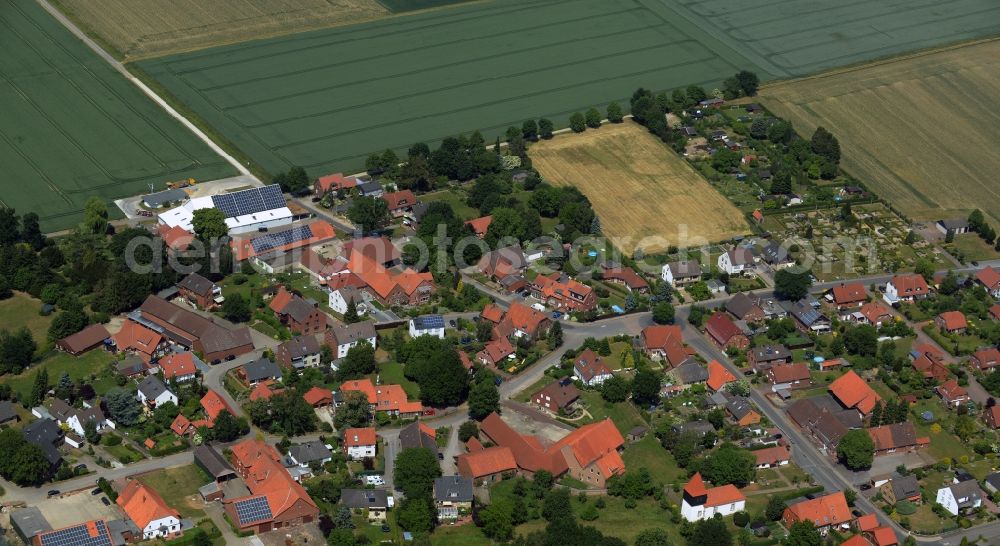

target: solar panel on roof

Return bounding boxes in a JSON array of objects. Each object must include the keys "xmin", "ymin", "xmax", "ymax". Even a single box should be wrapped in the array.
[
  {"xmin": 251, "ymin": 224, "xmax": 313, "ymax": 254},
  {"xmin": 210, "ymin": 185, "xmax": 285, "ymax": 219},
  {"xmin": 234, "ymin": 496, "xmax": 273, "ymax": 525},
  {"xmin": 416, "ymin": 315, "xmax": 445, "ymax": 329},
  {"xmin": 38, "ymin": 521, "xmax": 112, "ymax": 546}
]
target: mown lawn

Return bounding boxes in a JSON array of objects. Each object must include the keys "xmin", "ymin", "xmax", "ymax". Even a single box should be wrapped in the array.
[
  {"xmin": 138, "ymin": 464, "xmax": 211, "ymax": 519},
  {"xmin": 374, "ymin": 361, "xmax": 420, "ymax": 399},
  {"xmin": 0, "ymin": 292, "xmax": 55, "ymax": 355},
  {"xmin": 430, "ymin": 523, "xmax": 490, "ymax": 545},
  {"xmin": 515, "ymin": 494, "xmax": 681, "ymax": 544},
  {"xmin": 2, "ymin": 349, "xmax": 117, "ymax": 401},
  {"xmin": 621, "ymin": 435, "xmax": 685, "ymax": 486},
  {"xmin": 579, "ymin": 391, "xmax": 646, "ymax": 435}
]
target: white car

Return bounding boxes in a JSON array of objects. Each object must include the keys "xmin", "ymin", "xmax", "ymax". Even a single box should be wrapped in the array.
[{"xmin": 365, "ymin": 475, "xmax": 386, "ymax": 486}]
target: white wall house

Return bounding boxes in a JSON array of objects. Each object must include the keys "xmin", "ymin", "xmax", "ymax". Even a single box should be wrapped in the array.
[
  {"xmin": 680, "ymin": 473, "xmax": 745, "ymax": 522},
  {"xmin": 718, "ymin": 248, "xmax": 755, "ymax": 276},
  {"xmin": 327, "ymin": 322, "xmax": 377, "ymax": 360},
  {"xmin": 661, "ymin": 260, "xmax": 702, "ymax": 286},
  {"xmin": 136, "ymin": 376, "xmax": 178, "ymax": 409},
  {"xmin": 936, "ymin": 482, "xmax": 983, "ymax": 516},
  {"xmin": 329, "ymin": 288, "xmax": 367, "ymax": 316},
  {"xmin": 140, "ymin": 513, "xmax": 181, "ymax": 539},
  {"xmin": 408, "ymin": 315, "xmax": 446, "ymax": 339}
]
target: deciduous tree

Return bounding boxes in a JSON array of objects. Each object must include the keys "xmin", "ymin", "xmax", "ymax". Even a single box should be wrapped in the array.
[{"xmin": 837, "ymin": 429, "xmax": 874, "ymax": 470}]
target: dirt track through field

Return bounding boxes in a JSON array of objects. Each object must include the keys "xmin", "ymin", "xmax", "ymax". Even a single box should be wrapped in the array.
[
  {"xmin": 761, "ymin": 39, "xmax": 1000, "ymax": 226},
  {"xmin": 530, "ymin": 122, "xmax": 748, "ymax": 254}
]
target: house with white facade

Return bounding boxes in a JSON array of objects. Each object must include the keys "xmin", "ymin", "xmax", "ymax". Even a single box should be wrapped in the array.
[
  {"xmin": 329, "ymin": 286, "xmax": 366, "ymax": 316},
  {"xmin": 573, "ymin": 349, "xmax": 614, "ymax": 387},
  {"xmin": 661, "ymin": 260, "xmax": 702, "ymax": 287},
  {"xmin": 343, "ymin": 427, "xmax": 377, "ymax": 460},
  {"xmin": 325, "ymin": 321, "xmax": 377, "ymax": 360},
  {"xmin": 136, "ymin": 376, "xmax": 178, "ymax": 409},
  {"xmin": 680, "ymin": 472, "xmax": 745, "ymax": 521},
  {"xmin": 717, "ymin": 248, "xmax": 755, "ymax": 276},
  {"xmin": 884, "ymin": 274, "xmax": 930, "ymax": 305},
  {"xmin": 48, "ymin": 399, "xmax": 115, "ymax": 438},
  {"xmin": 118, "ymin": 480, "xmax": 182, "ymax": 539},
  {"xmin": 408, "ymin": 315, "xmax": 445, "ymax": 339},
  {"xmin": 936, "ymin": 480, "xmax": 983, "ymax": 516}
]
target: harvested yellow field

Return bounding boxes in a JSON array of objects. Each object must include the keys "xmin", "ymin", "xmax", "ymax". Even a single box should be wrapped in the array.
[
  {"xmin": 52, "ymin": 0, "xmax": 388, "ymax": 60},
  {"xmin": 761, "ymin": 39, "xmax": 1000, "ymax": 226},
  {"xmin": 530, "ymin": 122, "xmax": 748, "ymax": 254}
]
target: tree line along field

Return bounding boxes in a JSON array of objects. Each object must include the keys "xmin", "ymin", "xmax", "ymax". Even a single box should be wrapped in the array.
[
  {"xmin": 761, "ymin": 39, "xmax": 1000, "ymax": 227},
  {"xmin": 662, "ymin": 0, "xmax": 1000, "ymax": 78},
  {"xmin": 136, "ymin": 0, "xmax": 761, "ymax": 177},
  {"xmin": 530, "ymin": 122, "xmax": 748, "ymax": 254},
  {"xmin": 0, "ymin": 0, "xmax": 234, "ymax": 232}
]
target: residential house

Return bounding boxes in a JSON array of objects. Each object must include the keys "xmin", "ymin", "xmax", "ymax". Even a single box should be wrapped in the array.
[
  {"xmin": 287, "ymin": 441, "xmax": 333, "ymax": 469},
  {"xmin": 456, "ymin": 446, "xmax": 517, "ymax": 483},
  {"xmin": 225, "ymin": 439, "xmax": 319, "ymax": 533},
  {"xmin": 984, "ymin": 472, "xmax": 1000, "ymax": 494},
  {"xmin": 782, "ymin": 492, "xmax": 851, "ymax": 534},
  {"xmin": 857, "ymin": 302, "xmax": 894, "ymax": 327},
  {"xmin": 117, "ymin": 480, "xmax": 181, "ymax": 539},
  {"xmin": 640, "ymin": 325, "xmax": 691, "ymax": 367},
  {"xmin": 23, "ymin": 418, "xmax": 63, "ymax": 469},
  {"xmin": 113, "ymin": 320, "xmax": 166, "ymax": 364},
  {"xmin": 782, "ymin": 300, "xmax": 831, "ymax": 333},
  {"xmin": 829, "ymin": 371, "xmax": 881, "ymax": 417},
  {"xmin": 171, "ymin": 414, "xmax": 192, "ymax": 436},
  {"xmin": 465, "ymin": 216, "xmax": 493, "ymax": 239},
  {"xmin": 479, "ymin": 413, "xmax": 625, "ymax": 488},
  {"xmin": 340, "ymin": 379, "xmax": 423, "ymax": 417},
  {"xmin": 600, "ymin": 263, "xmax": 649, "ymax": 293},
  {"xmin": 760, "ymin": 241, "xmax": 794, "ymax": 269},
  {"xmin": 328, "ymin": 285, "xmax": 365, "ymax": 317},
  {"xmin": 250, "ymin": 381, "xmax": 282, "ymax": 402},
  {"xmin": 476, "ymin": 336, "xmax": 515, "ymax": 368},
  {"xmin": 975, "ymin": 266, "xmax": 1000, "ymax": 298},
  {"xmin": 705, "ymin": 312, "xmax": 750, "ymax": 350},
  {"xmin": 276, "ymin": 335, "xmax": 322, "ymax": 369},
  {"xmin": 136, "ymin": 376, "xmax": 177, "ymax": 409},
  {"xmin": 725, "ymin": 397, "xmax": 761, "ymax": 426},
  {"xmin": 786, "ymin": 398, "xmax": 853, "ymax": 454},
  {"xmin": 868, "ymin": 422, "xmax": 927, "ymax": 456},
  {"xmin": 748, "ymin": 344, "xmax": 792, "ymax": 372},
  {"xmin": 177, "ymin": 273, "xmax": 222, "ymax": 310},
  {"xmin": 971, "ymin": 347, "xmax": 1000, "ymax": 372},
  {"xmin": 56, "ymin": 324, "xmax": 110, "ymax": 355},
  {"xmin": 882, "ymin": 475, "xmax": 921, "ymax": 505},
  {"xmin": 239, "ymin": 358, "xmax": 282, "ymax": 386},
  {"xmin": 357, "ymin": 181, "xmax": 383, "ymax": 198},
  {"xmin": 936, "ymin": 218, "xmax": 970, "ymax": 235},
  {"xmin": 341, "ymin": 489, "xmax": 389, "ymax": 522},
  {"xmin": 137, "ymin": 295, "xmax": 254, "ymax": 364},
  {"xmin": 937, "ymin": 379, "xmax": 970, "ymax": 408},
  {"xmin": 707, "ymin": 360, "xmax": 736, "ymax": 392},
  {"xmin": 753, "ymin": 446, "xmax": 790, "ymax": 469},
  {"xmin": 478, "ymin": 245, "xmax": 528, "ymax": 286},
  {"xmin": 725, "ymin": 293, "xmax": 764, "ymax": 323},
  {"xmin": 498, "ymin": 302, "xmax": 551, "ymax": 340},
  {"xmin": 573, "ymin": 349, "xmax": 614, "ymax": 386},
  {"xmin": 269, "ymin": 287, "xmax": 326, "ymax": 335},
  {"xmin": 531, "ymin": 272, "xmax": 597, "ymax": 312},
  {"xmin": 199, "ymin": 389, "xmax": 235, "ymax": 427},
  {"xmin": 671, "ymin": 361, "xmax": 709, "ymax": 387},
  {"xmin": 531, "ymin": 380, "xmax": 580, "ymax": 414},
  {"xmin": 936, "ymin": 311, "xmax": 967, "ymax": 334},
  {"xmin": 409, "ymin": 315, "xmax": 445, "ymax": 339},
  {"xmin": 717, "ymin": 247, "xmax": 755, "ymax": 275},
  {"xmin": 661, "ymin": 260, "xmax": 702, "ymax": 286},
  {"xmin": 342, "ymin": 249, "xmax": 434, "ymax": 306},
  {"xmin": 325, "ymin": 320, "xmax": 377, "ymax": 359},
  {"xmin": 766, "ymin": 363, "xmax": 811, "ymax": 390},
  {"xmin": 936, "ymin": 481, "xmax": 983, "ymax": 515},
  {"xmin": 911, "ymin": 343, "xmax": 949, "ymax": 382},
  {"xmin": 48, "ymin": 399, "xmax": 114, "ymax": 438},
  {"xmin": 884, "ymin": 274, "xmax": 930, "ymax": 304},
  {"xmin": 382, "ymin": 190, "xmax": 416, "ymax": 217},
  {"xmin": 480, "ymin": 304, "xmax": 505, "ymax": 325},
  {"xmin": 343, "ymin": 428, "xmax": 377, "ymax": 460},
  {"xmin": 314, "ymin": 173, "xmax": 356, "ymax": 195},
  {"xmin": 399, "ymin": 422, "xmax": 437, "ymax": 455},
  {"xmin": 680, "ymin": 472, "xmax": 746, "ymax": 521},
  {"xmin": 672, "ymin": 421, "xmax": 716, "ymax": 442},
  {"xmin": 303, "ymin": 386, "xmax": 333, "ymax": 408},
  {"xmin": 831, "ymin": 283, "xmax": 868, "ymax": 310},
  {"xmin": 434, "ymin": 476, "xmax": 473, "ymax": 520},
  {"xmin": 159, "ymin": 352, "xmax": 197, "ymax": 382}
]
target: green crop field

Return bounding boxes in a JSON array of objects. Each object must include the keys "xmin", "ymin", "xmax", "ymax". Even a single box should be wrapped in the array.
[
  {"xmin": 137, "ymin": 0, "xmax": 1000, "ymax": 177},
  {"xmin": 137, "ymin": 0, "xmax": 761, "ymax": 177},
  {"xmin": 0, "ymin": 0, "xmax": 234, "ymax": 232},
  {"xmin": 378, "ymin": 0, "xmax": 479, "ymax": 13}
]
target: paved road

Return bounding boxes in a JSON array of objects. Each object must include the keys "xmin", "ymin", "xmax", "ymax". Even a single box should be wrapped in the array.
[{"xmin": 293, "ymin": 198, "xmax": 356, "ymax": 234}]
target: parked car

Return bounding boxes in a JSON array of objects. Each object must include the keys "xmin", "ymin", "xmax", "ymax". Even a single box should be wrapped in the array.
[
  {"xmin": 449, "ymin": 320, "xmax": 456, "ymax": 327},
  {"xmin": 423, "ymin": 408, "xmax": 436, "ymax": 416},
  {"xmin": 101, "ymin": 497, "xmax": 111, "ymax": 506},
  {"xmin": 91, "ymin": 488, "xmax": 102, "ymax": 496},
  {"xmin": 46, "ymin": 490, "xmax": 59, "ymax": 498},
  {"xmin": 74, "ymin": 464, "xmax": 87, "ymax": 473},
  {"xmin": 552, "ymin": 311, "xmax": 562, "ymax": 319}
]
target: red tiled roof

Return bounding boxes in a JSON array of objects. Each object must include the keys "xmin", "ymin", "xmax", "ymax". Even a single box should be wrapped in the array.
[
  {"xmin": 117, "ymin": 480, "xmax": 180, "ymax": 531},
  {"xmin": 200, "ymin": 389, "xmax": 233, "ymax": 424},
  {"xmin": 975, "ymin": 266, "xmax": 1000, "ymax": 290},
  {"xmin": 457, "ymin": 446, "xmax": 516, "ymax": 478},
  {"xmin": 829, "ymin": 371, "xmax": 880, "ymax": 415},
  {"xmin": 832, "ymin": 283, "xmax": 867, "ymax": 305},
  {"xmin": 856, "ymin": 513, "xmax": 878, "ymax": 532},
  {"xmin": 374, "ymin": 383, "xmax": 423, "ymax": 414},
  {"xmin": 502, "ymin": 302, "xmax": 548, "ymax": 337},
  {"xmin": 937, "ymin": 379, "xmax": 967, "ymax": 401},
  {"xmin": 972, "ymin": 348, "xmax": 1000, "ymax": 370},
  {"xmin": 705, "ymin": 312, "xmax": 743, "ymax": 346},
  {"xmin": 859, "ymin": 302, "xmax": 892, "ymax": 324},
  {"xmin": 228, "ymin": 439, "xmax": 317, "ymax": 523},
  {"xmin": 641, "ymin": 325, "xmax": 689, "ymax": 365},
  {"xmin": 574, "ymin": 349, "xmax": 613, "ymax": 382},
  {"xmin": 382, "ymin": 190, "xmax": 416, "ymax": 211},
  {"xmin": 937, "ymin": 311, "xmax": 967, "ymax": 331},
  {"xmin": 683, "ymin": 472, "xmax": 745, "ymax": 507},
  {"xmin": 157, "ymin": 224, "xmax": 194, "ymax": 251},
  {"xmin": 170, "ymin": 413, "xmax": 191, "ymax": 436},
  {"xmin": 768, "ymin": 362, "xmax": 810, "ymax": 384},
  {"xmin": 465, "ymin": 437, "xmax": 484, "ymax": 452},
  {"xmin": 316, "ymin": 173, "xmax": 356, "ymax": 193},
  {"xmin": 343, "ymin": 427, "xmax": 376, "ymax": 447},
  {"xmin": 478, "ymin": 336, "xmax": 515, "ymax": 364},
  {"xmin": 249, "ymin": 381, "xmax": 281, "ymax": 402},
  {"xmin": 707, "ymin": 360, "xmax": 736, "ymax": 391},
  {"xmin": 890, "ymin": 274, "xmax": 929, "ymax": 297},
  {"xmin": 459, "ymin": 351, "xmax": 474, "ymax": 370},
  {"xmin": 753, "ymin": 445, "xmax": 790, "ymax": 466},
  {"xmin": 602, "ymin": 265, "xmax": 649, "ymax": 290},
  {"xmin": 465, "ymin": 216, "xmax": 493, "ymax": 237},
  {"xmin": 303, "ymin": 386, "xmax": 332, "ymax": 406},
  {"xmin": 481, "ymin": 303, "xmax": 505, "ymax": 323},
  {"xmin": 113, "ymin": 320, "xmax": 162, "ymax": 361},
  {"xmin": 342, "ymin": 379, "xmax": 378, "ymax": 404},
  {"xmin": 990, "ymin": 304, "xmax": 1000, "ymax": 321},
  {"xmin": 160, "ymin": 352, "xmax": 196, "ymax": 380},
  {"xmin": 532, "ymin": 272, "xmax": 594, "ymax": 308},
  {"xmin": 867, "ymin": 422, "xmax": 919, "ymax": 451},
  {"xmin": 872, "ymin": 527, "xmax": 898, "ymax": 546},
  {"xmin": 783, "ymin": 491, "xmax": 851, "ymax": 527},
  {"xmin": 840, "ymin": 536, "xmax": 873, "ymax": 546}
]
